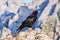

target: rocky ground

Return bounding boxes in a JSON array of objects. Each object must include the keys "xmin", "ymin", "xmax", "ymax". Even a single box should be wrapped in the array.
[{"xmin": 1, "ymin": 28, "xmax": 53, "ymax": 40}]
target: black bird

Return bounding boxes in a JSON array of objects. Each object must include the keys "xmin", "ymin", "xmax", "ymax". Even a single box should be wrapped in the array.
[{"xmin": 16, "ymin": 10, "xmax": 38, "ymax": 32}]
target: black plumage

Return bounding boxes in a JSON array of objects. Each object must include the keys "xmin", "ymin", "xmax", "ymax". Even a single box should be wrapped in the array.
[{"xmin": 17, "ymin": 10, "xmax": 38, "ymax": 32}]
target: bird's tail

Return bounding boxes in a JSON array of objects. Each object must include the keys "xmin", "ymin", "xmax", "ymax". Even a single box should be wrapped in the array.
[
  {"xmin": 17, "ymin": 29, "xmax": 21, "ymax": 33},
  {"xmin": 16, "ymin": 25, "xmax": 24, "ymax": 33}
]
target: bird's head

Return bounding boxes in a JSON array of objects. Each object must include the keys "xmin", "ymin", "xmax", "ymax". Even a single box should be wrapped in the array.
[
  {"xmin": 32, "ymin": 10, "xmax": 38, "ymax": 15},
  {"xmin": 28, "ymin": 10, "xmax": 38, "ymax": 22}
]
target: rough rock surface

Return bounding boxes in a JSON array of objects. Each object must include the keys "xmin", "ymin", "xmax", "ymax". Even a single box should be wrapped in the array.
[
  {"xmin": 1, "ymin": 28, "xmax": 53, "ymax": 40},
  {"xmin": 0, "ymin": 0, "xmax": 60, "ymax": 40}
]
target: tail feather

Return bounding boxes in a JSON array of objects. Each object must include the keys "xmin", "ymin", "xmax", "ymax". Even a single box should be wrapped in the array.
[{"xmin": 16, "ymin": 25, "xmax": 25, "ymax": 32}]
